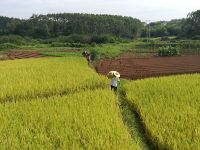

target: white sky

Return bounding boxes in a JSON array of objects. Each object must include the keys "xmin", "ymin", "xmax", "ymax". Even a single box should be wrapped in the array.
[{"xmin": 0, "ymin": 0, "xmax": 199, "ymax": 22}]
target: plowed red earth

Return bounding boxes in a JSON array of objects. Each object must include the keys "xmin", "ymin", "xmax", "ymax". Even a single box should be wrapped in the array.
[
  {"xmin": 7, "ymin": 51, "xmax": 46, "ymax": 60},
  {"xmin": 94, "ymin": 54, "xmax": 200, "ymax": 80}
]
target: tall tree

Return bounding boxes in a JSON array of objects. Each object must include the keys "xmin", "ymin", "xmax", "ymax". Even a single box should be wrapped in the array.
[{"xmin": 182, "ymin": 10, "xmax": 200, "ymax": 38}]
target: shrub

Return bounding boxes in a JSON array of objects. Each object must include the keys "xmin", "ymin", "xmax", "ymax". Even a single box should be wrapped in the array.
[
  {"xmin": 66, "ymin": 34, "xmax": 85, "ymax": 43},
  {"xmin": 91, "ymin": 35, "xmax": 116, "ymax": 44},
  {"xmin": 191, "ymin": 35, "xmax": 200, "ymax": 40},
  {"xmin": 90, "ymin": 42, "xmax": 96, "ymax": 47},
  {"xmin": 70, "ymin": 43, "xmax": 85, "ymax": 47},
  {"xmin": 158, "ymin": 45, "xmax": 180, "ymax": 56},
  {"xmin": 51, "ymin": 42, "xmax": 66, "ymax": 47},
  {"xmin": 90, "ymin": 49, "xmax": 99, "ymax": 60},
  {"xmin": 0, "ymin": 35, "xmax": 26, "ymax": 45},
  {"xmin": 161, "ymin": 36, "xmax": 169, "ymax": 41}
]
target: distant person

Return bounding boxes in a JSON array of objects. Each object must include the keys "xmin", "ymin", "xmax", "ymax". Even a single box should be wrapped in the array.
[
  {"xmin": 107, "ymin": 71, "xmax": 120, "ymax": 93},
  {"xmin": 82, "ymin": 51, "xmax": 91, "ymax": 65}
]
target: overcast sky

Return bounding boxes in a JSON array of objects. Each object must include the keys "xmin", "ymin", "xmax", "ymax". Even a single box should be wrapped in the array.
[{"xmin": 0, "ymin": 0, "xmax": 199, "ymax": 22}]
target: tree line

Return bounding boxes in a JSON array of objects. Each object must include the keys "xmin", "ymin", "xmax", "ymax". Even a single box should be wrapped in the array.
[
  {"xmin": 0, "ymin": 13, "xmax": 142, "ymax": 39},
  {"xmin": 0, "ymin": 10, "xmax": 199, "ymax": 40},
  {"xmin": 141, "ymin": 10, "xmax": 200, "ymax": 39}
]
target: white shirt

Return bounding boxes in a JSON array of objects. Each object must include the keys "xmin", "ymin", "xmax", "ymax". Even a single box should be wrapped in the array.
[{"xmin": 111, "ymin": 77, "xmax": 119, "ymax": 87}]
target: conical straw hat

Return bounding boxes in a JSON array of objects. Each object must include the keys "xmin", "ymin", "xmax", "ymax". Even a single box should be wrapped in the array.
[
  {"xmin": 108, "ymin": 71, "xmax": 120, "ymax": 78},
  {"xmin": 113, "ymin": 71, "xmax": 120, "ymax": 78}
]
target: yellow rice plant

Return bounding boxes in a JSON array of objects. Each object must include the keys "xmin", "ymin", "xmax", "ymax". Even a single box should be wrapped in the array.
[
  {"xmin": 0, "ymin": 89, "xmax": 141, "ymax": 150},
  {"xmin": 0, "ymin": 57, "xmax": 108, "ymax": 103},
  {"xmin": 125, "ymin": 74, "xmax": 200, "ymax": 149}
]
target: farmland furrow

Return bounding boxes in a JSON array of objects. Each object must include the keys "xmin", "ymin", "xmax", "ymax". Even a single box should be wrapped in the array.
[{"xmin": 95, "ymin": 54, "xmax": 200, "ymax": 79}]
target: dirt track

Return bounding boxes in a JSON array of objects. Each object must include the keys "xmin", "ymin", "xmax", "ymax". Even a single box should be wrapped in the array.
[{"xmin": 94, "ymin": 54, "xmax": 200, "ymax": 80}]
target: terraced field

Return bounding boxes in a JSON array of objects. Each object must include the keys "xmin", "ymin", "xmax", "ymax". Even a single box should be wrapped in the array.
[{"xmin": 95, "ymin": 54, "xmax": 200, "ymax": 79}]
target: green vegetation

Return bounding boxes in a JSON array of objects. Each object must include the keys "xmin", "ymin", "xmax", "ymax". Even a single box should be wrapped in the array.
[
  {"xmin": 141, "ymin": 10, "xmax": 200, "ymax": 39},
  {"xmin": 0, "ymin": 10, "xmax": 199, "ymax": 47},
  {"xmin": 87, "ymin": 42, "xmax": 133, "ymax": 60},
  {"xmin": 158, "ymin": 46, "xmax": 180, "ymax": 56},
  {"xmin": 42, "ymin": 51, "xmax": 82, "ymax": 57},
  {"xmin": 134, "ymin": 39, "xmax": 200, "ymax": 55},
  {"xmin": 0, "ymin": 43, "xmax": 19, "ymax": 50},
  {"xmin": 0, "ymin": 13, "xmax": 142, "ymax": 39},
  {"xmin": 125, "ymin": 74, "xmax": 200, "ymax": 149},
  {"xmin": 182, "ymin": 10, "xmax": 200, "ymax": 38}
]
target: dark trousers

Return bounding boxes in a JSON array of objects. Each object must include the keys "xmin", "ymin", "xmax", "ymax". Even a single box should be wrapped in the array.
[{"xmin": 111, "ymin": 85, "xmax": 117, "ymax": 93}]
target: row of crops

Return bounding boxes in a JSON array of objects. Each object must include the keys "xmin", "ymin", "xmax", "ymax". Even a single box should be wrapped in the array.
[
  {"xmin": 0, "ymin": 90, "xmax": 141, "ymax": 149},
  {"xmin": 0, "ymin": 57, "xmax": 108, "ymax": 103},
  {"xmin": 0, "ymin": 57, "xmax": 143, "ymax": 149},
  {"xmin": 125, "ymin": 74, "xmax": 200, "ymax": 149}
]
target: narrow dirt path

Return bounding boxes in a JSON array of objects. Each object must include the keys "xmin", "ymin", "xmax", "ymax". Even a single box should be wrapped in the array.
[{"xmin": 118, "ymin": 84, "xmax": 154, "ymax": 150}]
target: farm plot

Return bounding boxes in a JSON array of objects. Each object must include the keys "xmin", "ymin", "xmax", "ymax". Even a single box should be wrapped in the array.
[
  {"xmin": 95, "ymin": 54, "xmax": 200, "ymax": 80},
  {"xmin": 0, "ymin": 57, "xmax": 107, "ymax": 103},
  {"xmin": 125, "ymin": 74, "xmax": 200, "ymax": 149},
  {"xmin": 0, "ymin": 89, "xmax": 141, "ymax": 150}
]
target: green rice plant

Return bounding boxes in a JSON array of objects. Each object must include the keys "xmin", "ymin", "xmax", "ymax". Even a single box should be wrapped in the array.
[
  {"xmin": 125, "ymin": 74, "xmax": 200, "ymax": 149},
  {"xmin": 0, "ymin": 89, "xmax": 141, "ymax": 150},
  {"xmin": 0, "ymin": 57, "xmax": 107, "ymax": 103}
]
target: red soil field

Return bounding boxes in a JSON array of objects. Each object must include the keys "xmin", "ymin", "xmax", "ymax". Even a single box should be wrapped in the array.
[
  {"xmin": 7, "ymin": 51, "xmax": 46, "ymax": 60},
  {"xmin": 94, "ymin": 54, "xmax": 200, "ymax": 80}
]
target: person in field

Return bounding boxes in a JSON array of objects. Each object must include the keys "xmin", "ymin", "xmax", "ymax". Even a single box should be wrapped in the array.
[
  {"xmin": 82, "ymin": 51, "xmax": 91, "ymax": 65},
  {"xmin": 107, "ymin": 71, "xmax": 120, "ymax": 93}
]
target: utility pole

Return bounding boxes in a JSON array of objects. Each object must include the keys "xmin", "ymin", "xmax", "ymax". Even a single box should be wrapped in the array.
[{"xmin": 146, "ymin": 20, "xmax": 151, "ymax": 42}]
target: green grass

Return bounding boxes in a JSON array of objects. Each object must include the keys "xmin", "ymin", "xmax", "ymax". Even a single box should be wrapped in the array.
[
  {"xmin": 125, "ymin": 74, "xmax": 200, "ymax": 149},
  {"xmin": 42, "ymin": 51, "xmax": 82, "ymax": 57},
  {"xmin": 118, "ymin": 79, "xmax": 149, "ymax": 150},
  {"xmin": 86, "ymin": 42, "xmax": 134, "ymax": 59}
]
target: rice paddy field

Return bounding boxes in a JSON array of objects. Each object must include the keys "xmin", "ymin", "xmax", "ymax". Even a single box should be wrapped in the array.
[
  {"xmin": 125, "ymin": 74, "xmax": 200, "ymax": 149},
  {"xmin": 0, "ymin": 57, "xmax": 107, "ymax": 103},
  {"xmin": 1, "ymin": 55, "xmax": 200, "ymax": 149},
  {"xmin": 0, "ymin": 89, "xmax": 141, "ymax": 149},
  {"xmin": 0, "ymin": 56, "xmax": 143, "ymax": 149}
]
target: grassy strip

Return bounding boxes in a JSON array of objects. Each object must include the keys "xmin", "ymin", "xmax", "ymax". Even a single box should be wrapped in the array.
[
  {"xmin": 118, "ymin": 80, "xmax": 151, "ymax": 150},
  {"xmin": 41, "ymin": 51, "xmax": 82, "ymax": 57}
]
